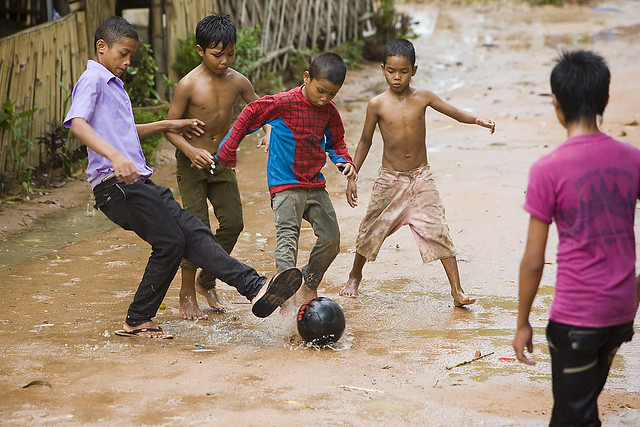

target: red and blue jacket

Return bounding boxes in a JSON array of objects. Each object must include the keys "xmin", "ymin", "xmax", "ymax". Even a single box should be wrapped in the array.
[{"xmin": 217, "ymin": 86, "xmax": 353, "ymax": 195}]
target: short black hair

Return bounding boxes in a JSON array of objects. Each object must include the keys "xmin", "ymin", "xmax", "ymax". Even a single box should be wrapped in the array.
[
  {"xmin": 308, "ymin": 52, "xmax": 347, "ymax": 85},
  {"xmin": 383, "ymin": 39, "xmax": 415, "ymax": 67},
  {"xmin": 550, "ymin": 50, "xmax": 610, "ymax": 124},
  {"xmin": 195, "ymin": 13, "xmax": 237, "ymax": 51},
  {"xmin": 94, "ymin": 16, "xmax": 138, "ymax": 53}
]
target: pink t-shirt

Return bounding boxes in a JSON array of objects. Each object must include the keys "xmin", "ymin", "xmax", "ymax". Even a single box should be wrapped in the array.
[{"xmin": 524, "ymin": 132, "xmax": 640, "ymax": 327}]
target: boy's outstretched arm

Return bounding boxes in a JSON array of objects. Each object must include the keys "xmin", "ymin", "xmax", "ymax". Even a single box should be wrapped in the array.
[
  {"xmin": 217, "ymin": 97, "xmax": 276, "ymax": 168},
  {"xmin": 345, "ymin": 100, "xmax": 379, "ymax": 207},
  {"xmin": 235, "ymin": 75, "xmax": 272, "ymax": 153},
  {"xmin": 513, "ymin": 216, "xmax": 549, "ymax": 366},
  {"xmin": 70, "ymin": 118, "xmax": 140, "ymax": 184},
  {"xmin": 138, "ymin": 118, "xmax": 204, "ymax": 141},
  {"xmin": 427, "ymin": 91, "xmax": 496, "ymax": 134}
]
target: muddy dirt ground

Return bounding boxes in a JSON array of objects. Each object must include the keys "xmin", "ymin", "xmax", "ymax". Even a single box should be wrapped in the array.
[{"xmin": 1, "ymin": 1, "xmax": 640, "ymax": 425}]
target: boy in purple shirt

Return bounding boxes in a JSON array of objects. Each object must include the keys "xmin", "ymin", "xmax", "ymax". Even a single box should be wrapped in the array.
[
  {"xmin": 64, "ymin": 16, "xmax": 302, "ymax": 338},
  {"xmin": 513, "ymin": 50, "xmax": 639, "ymax": 425}
]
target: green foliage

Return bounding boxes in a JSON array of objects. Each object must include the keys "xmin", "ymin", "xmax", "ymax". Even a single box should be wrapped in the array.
[
  {"xmin": 173, "ymin": 33, "xmax": 200, "ymax": 79},
  {"xmin": 133, "ymin": 107, "xmax": 167, "ymax": 166},
  {"xmin": 21, "ymin": 165, "xmax": 36, "ymax": 194},
  {"xmin": 37, "ymin": 122, "xmax": 77, "ymax": 182},
  {"xmin": 363, "ymin": 0, "xmax": 414, "ymax": 61},
  {"xmin": 233, "ymin": 27, "xmax": 261, "ymax": 77},
  {"xmin": 334, "ymin": 39, "xmax": 364, "ymax": 69},
  {"xmin": 123, "ymin": 43, "xmax": 161, "ymax": 107},
  {"xmin": 285, "ymin": 45, "xmax": 319, "ymax": 84},
  {"xmin": 37, "ymin": 78, "xmax": 80, "ymax": 183},
  {"xmin": 0, "ymin": 98, "xmax": 37, "ymax": 192},
  {"xmin": 172, "ymin": 26, "xmax": 262, "ymax": 80},
  {"xmin": 373, "ymin": 0, "xmax": 414, "ymax": 40}
]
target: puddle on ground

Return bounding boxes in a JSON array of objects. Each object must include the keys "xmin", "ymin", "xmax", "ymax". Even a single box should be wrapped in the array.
[{"xmin": 0, "ymin": 203, "xmax": 116, "ymax": 269}]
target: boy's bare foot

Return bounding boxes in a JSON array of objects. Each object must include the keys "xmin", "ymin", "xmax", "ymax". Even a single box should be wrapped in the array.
[
  {"xmin": 281, "ymin": 283, "xmax": 317, "ymax": 316},
  {"xmin": 195, "ymin": 279, "xmax": 226, "ymax": 312},
  {"xmin": 251, "ymin": 267, "xmax": 303, "ymax": 318},
  {"xmin": 279, "ymin": 297, "xmax": 299, "ymax": 316},
  {"xmin": 179, "ymin": 293, "xmax": 209, "ymax": 320},
  {"xmin": 339, "ymin": 276, "xmax": 361, "ymax": 298},
  {"xmin": 453, "ymin": 292, "xmax": 477, "ymax": 307},
  {"xmin": 115, "ymin": 321, "xmax": 173, "ymax": 338}
]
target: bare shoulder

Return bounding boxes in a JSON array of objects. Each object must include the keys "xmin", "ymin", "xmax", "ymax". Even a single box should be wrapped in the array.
[
  {"xmin": 174, "ymin": 65, "xmax": 202, "ymax": 93},
  {"xmin": 227, "ymin": 68, "xmax": 253, "ymax": 87},
  {"xmin": 368, "ymin": 91, "xmax": 388, "ymax": 111},
  {"xmin": 414, "ymin": 88, "xmax": 438, "ymax": 105}
]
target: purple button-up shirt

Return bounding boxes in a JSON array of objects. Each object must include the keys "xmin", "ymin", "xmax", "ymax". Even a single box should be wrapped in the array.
[{"xmin": 64, "ymin": 60, "xmax": 152, "ymax": 188}]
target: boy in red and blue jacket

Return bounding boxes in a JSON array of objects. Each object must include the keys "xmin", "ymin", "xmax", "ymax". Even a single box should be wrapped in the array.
[{"xmin": 218, "ymin": 52, "xmax": 356, "ymax": 314}]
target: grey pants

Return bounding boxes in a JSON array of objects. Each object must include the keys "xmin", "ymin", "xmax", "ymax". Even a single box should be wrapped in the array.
[{"xmin": 271, "ymin": 188, "xmax": 340, "ymax": 290}]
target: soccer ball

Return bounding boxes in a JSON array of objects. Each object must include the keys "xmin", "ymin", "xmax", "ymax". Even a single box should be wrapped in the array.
[{"xmin": 297, "ymin": 297, "xmax": 346, "ymax": 345}]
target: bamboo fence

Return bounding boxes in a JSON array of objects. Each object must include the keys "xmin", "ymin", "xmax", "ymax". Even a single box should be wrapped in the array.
[
  {"xmin": 0, "ymin": 0, "xmax": 115, "ymax": 178},
  {"xmin": 0, "ymin": 12, "xmax": 88, "ymax": 177},
  {"xmin": 165, "ymin": 0, "xmax": 375, "ymax": 81},
  {"xmin": 1, "ymin": 0, "xmax": 375, "ymax": 178}
]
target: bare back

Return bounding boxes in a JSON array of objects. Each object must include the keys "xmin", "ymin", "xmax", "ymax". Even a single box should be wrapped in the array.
[{"xmin": 167, "ymin": 63, "xmax": 258, "ymax": 154}]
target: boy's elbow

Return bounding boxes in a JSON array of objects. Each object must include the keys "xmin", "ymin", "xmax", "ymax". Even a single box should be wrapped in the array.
[
  {"xmin": 520, "ymin": 254, "xmax": 545, "ymax": 277},
  {"xmin": 68, "ymin": 118, "xmax": 84, "ymax": 136}
]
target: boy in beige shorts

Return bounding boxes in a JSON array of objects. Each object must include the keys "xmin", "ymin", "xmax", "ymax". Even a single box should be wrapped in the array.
[{"xmin": 340, "ymin": 39, "xmax": 495, "ymax": 306}]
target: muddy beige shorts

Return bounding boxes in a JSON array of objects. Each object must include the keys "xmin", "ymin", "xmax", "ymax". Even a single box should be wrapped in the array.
[{"xmin": 356, "ymin": 165, "xmax": 456, "ymax": 263}]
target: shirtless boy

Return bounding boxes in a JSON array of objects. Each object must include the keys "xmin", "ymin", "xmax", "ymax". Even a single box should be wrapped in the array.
[
  {"xmin": 340, "ymin": 39, "xmax": 495, "ymax": 306},
  {"xmin": 165, "ymin": 13, "xmax": 267, "ymax": 320}
]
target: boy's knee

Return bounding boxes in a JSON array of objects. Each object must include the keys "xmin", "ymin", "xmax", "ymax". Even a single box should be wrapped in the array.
[
  {"xmin": 320, "ymin": 230, "xmax": 341, "ymax": 255},
  {"xmin": 224, "ymin": 216, "xmax": 244, "ymax": 237},
  {"xmin": 161, "ymin": 231, "xmax": 186, "ymax": 261}
]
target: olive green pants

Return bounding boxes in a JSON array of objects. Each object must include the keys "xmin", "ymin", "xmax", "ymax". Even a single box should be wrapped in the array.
[{"xmin": 176, "ymin": 150, "xmax": 243, "ymax": 289}]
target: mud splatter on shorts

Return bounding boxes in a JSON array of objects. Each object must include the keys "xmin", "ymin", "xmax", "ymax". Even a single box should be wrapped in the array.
[{"xmin": 355, "ymin": 165, "xmax": 457, "ymax": 263}]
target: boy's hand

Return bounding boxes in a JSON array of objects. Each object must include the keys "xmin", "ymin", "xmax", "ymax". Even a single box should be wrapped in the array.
[
  {"xmin": 256, "ymin": 135, "xmax": 270, "ymax": 152},
  {"xmin": 513, "ymin": 323, "xmax": 536, "ymax": 366},
  {"xmin": 187, "ymin": 147, "xmax": 215, "ymax": 169},
  {"xmin": 112, "ymin": 153, "xmax": 140, "ymax": 184},
  {"xmin": 346, "ymin": 179, "xmax": 358, "ymax": 208},
  {"xmin": 475, "ymin": 118, "xmax": 496, "ymax": 134},
  {"xmin": 337, "ymin": 163, "xmax": 357, "ymax": 180},
  {"xmin": 167, "ymin": 118, "xmax": 205, "ymax": 139}
]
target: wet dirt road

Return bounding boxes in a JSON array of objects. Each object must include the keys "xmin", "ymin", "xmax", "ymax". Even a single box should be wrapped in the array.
[{"xmin": 1, "ymin": 1, "xmax": 640, "ymax": 425}]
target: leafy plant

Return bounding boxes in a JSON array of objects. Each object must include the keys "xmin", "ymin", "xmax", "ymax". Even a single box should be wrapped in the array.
[
  {"xmin": 21, "ymin": 165, "xmax": 36, "ymax": 194},
  {"xmin": 173, "ymin": 33, "xmax": 200, "ymax": 79},
  {"xmin": 133, "ymin": 107, "xmax": 167, "ymax": 166},
  {"xmin": 172, "ymin": 26, "xmax": 262, "ymax": 80},
  {"xmin": 36, "ymin": 78, "xmax": 80, "ymax": 184},
  {"xmin": 0, "ymin": 98, "xmax": 37, "ymax": 191},
  {"xmin": 123, "ymin": 43, "xmax": 161, "ymax": 107},
  {"xmin": 37, "ymin": 122, "xmax": 77, "ymax": 184},
  {"xmin": 334, "ymin": 38, "xmax": 364, "ymax": 69},
  {"xmin": 234, "ymin": 26, "xmax": 261, "ymax": 77},
  {"xmin": 364, "ymin": 0, "xmax": 414, "ymax": 61}
]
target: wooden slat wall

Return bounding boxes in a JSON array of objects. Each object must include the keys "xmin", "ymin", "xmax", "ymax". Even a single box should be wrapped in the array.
[
  {"xmin": 1, "ymin": 0, "xmax": 374, "ymax": 177},
  {"xmin": 0, "ymin": 0, "xmax": 113, "ymax": 178},
  {"xmin": 165, "ymin": 0, "xmax": 375, "ymax": 82},
  {"xmin": 0, "ymin": 12, "xmax": 89, "ymax": 176}
]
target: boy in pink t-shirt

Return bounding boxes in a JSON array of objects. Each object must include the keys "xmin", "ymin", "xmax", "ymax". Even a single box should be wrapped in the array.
[{"xmin": 513, "ymin": 50, "xmax": 639, "ymax": 425}]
